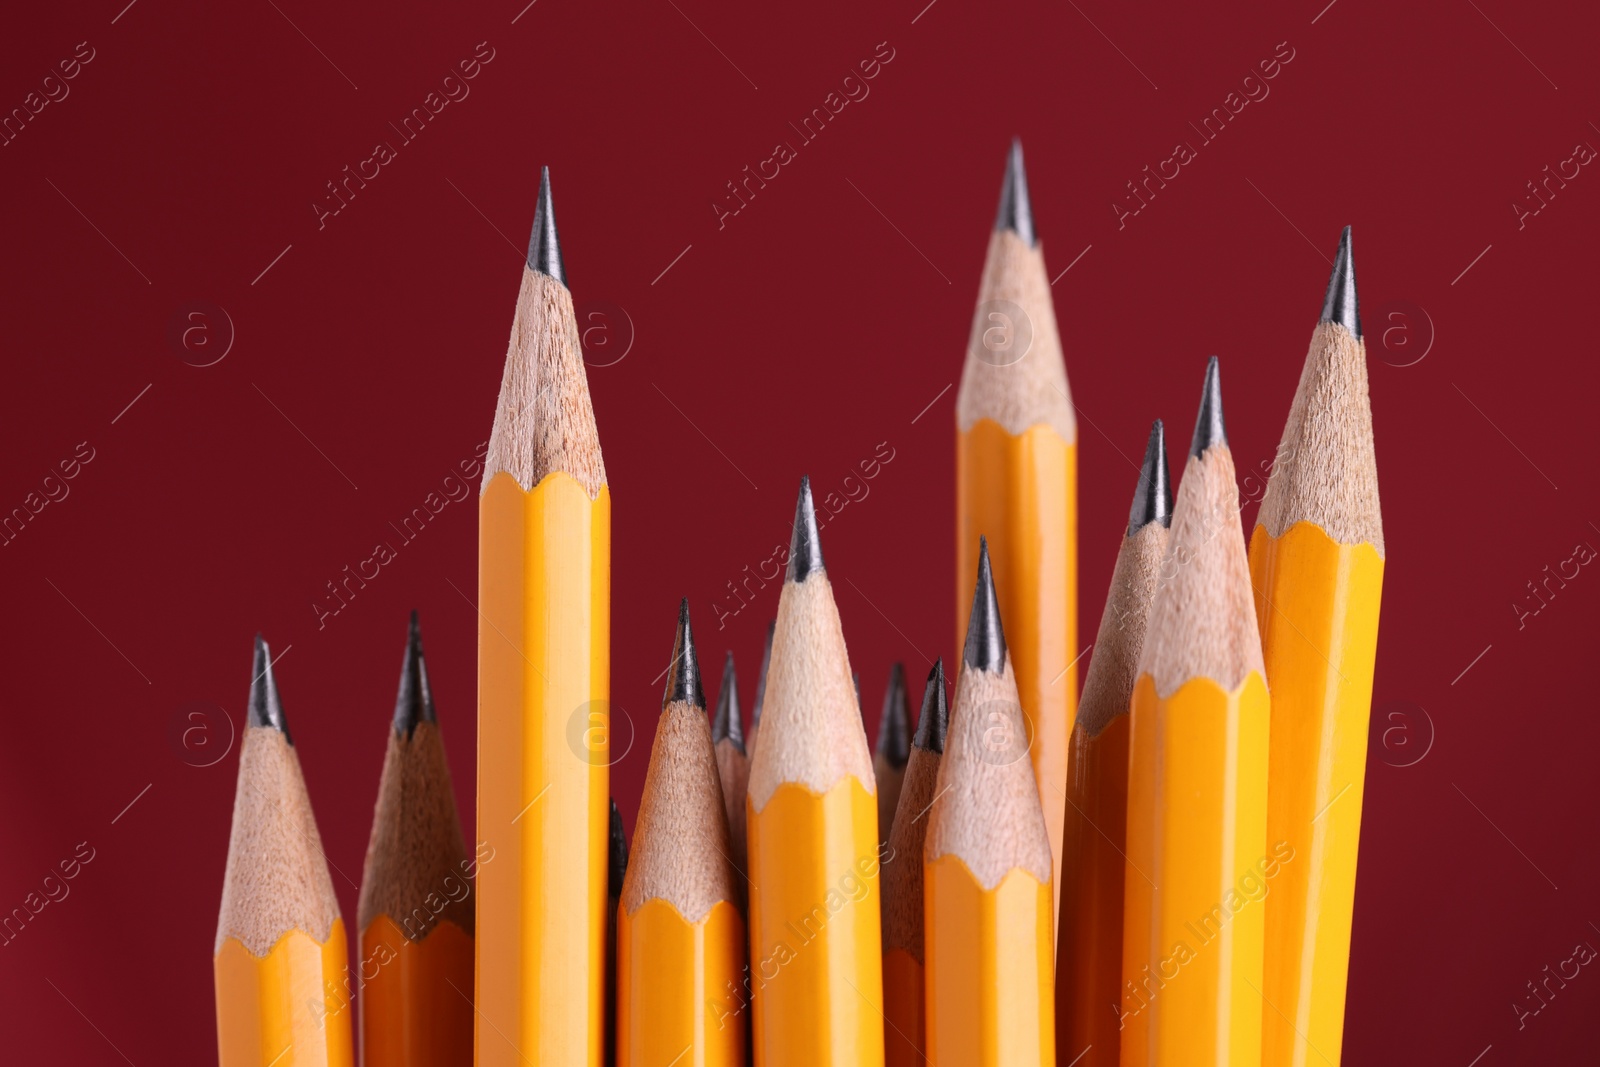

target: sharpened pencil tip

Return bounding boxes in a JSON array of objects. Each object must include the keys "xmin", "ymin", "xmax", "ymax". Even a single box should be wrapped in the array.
[
  {"xmin": 913, "ymin": 658, "xmax": 949, "ymax": 754},
  {"xmin": 963, "ymin": 537, "xmax": 1007, "ymax": 673},
  {"xmin": 712, "ymin": 650, "xmax": 745, "ymax": 753},
  {"xmin": 1130, "ymin": 420, "xmax": 1174, "ymax": 534},
  {"xmin": 1190, "ymin": 356, "xmax": 1227, "ymax": 458},
  {"xmin": 995, "ymin": 137, "xmax": 1037, "ymax": 247},
  {"xmin": 1320, "ymin": 225, "xmax": 1360, "ymax": 338},
  {"xmin": 394, "ymin": 610, "xmax": 437, "ymax": 736},
  {"xmin": 786, "ymin": 476, "xmax": 825, "ymax": 582},
  {"xmin": 750, "ymin": 619, "xmax": 776, "ymax": 731},
  {"xmin": 663, "ymin": 598, "xmax": 706, "ymax": 709},
  {"xmin": 248, "ymin": 633, "xmax": 291, "ymax": 743},
  {"xmin": 875, "ymin": 664, "xmax": 910, "ymax": 768},
  {"xmin": 526, "ymin": 166, "xmax": 567, "ymax": 285},
  {"xmin": 607, "ymin": 798, "xmax": 627, "ymax": 896}
]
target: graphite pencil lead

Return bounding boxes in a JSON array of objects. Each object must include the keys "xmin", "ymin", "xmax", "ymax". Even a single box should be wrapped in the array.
[
  {"xmin": 995, "ymin": 137, "xmax": 1036, "ymax": 247},
  {"xmin": 607, "ymin": 798, "xmax": 627, "ymax": 896},
  {"xmin": 248, "ymin": 633, "xmax": 291, "ymax": 743},
  {"xmin": 963, "ymin": 537, "xmax": 1007, "ymax": 673},
  {"xmin": 1129, "ymin": 419, "xmax": 1174, "ymax": 534},
  {"xmin": 1190, "ymin": 355, "xmax": 1227, "ymax": 458},
  {"xmin": 876, "ymin": 664, "xmax": 910, "ymax": 768},
  {"xmin": 712, "ymin": 650, "xmax": 745, "ymax": 754},
  {"xmin": 913, "ymin": 658, "xmax": 949, "ymax": 754},
  {"xmin": 663, "ymin": 598, "xmax": 706, "ymax": 709},
  {"xmin": 785, "ymin": 475, "xmax": 825, "ymax": 582},
  {"xmin": 526, "ymin": 166, "xmax": 567, "ymax": 286},
  {"xmin": 750, "ymin": 618, "xmax": 776, "ymax": 732},
  {"xmin": 393, "ymin": 610, "xmax": 437, "ymax": 737},
  {"xmin": 1320, "ymin": 225, "xmax": 1360, "ymax": 338}
]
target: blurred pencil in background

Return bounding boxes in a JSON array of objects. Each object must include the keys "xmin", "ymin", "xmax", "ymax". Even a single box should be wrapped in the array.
[
  {"xmin": 955, "ymin": 140, "xmax": 1077, "ymax": 913},
  {"xmin": 872, "ymin": 664, "xmax": 910, "ymax": 852},
  {"xmin": 712, "ymin": 650, "xmax": 750, "ymax": 906},
  {"xmin": 357, "ymin": 613, "xmax": 473, "ymax": 1066},
  {"xmin": 1056, "ymin": 422, "xmax": 1171, "ymax": 1067},
  {"xmin": 215, "ymin": 636, "xmax": 352, "ymax": 1067},
  {"xmin": 1253, "ymin": 228, "xmax": 1384, "ymax": 1067}
]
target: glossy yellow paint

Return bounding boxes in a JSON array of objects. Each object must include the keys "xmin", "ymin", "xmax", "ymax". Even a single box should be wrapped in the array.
[
  {"xmin": 215, "ymin": 922, "xmax": 353, "ymax": 1067},
  {"xmin": 477, "ymin": 471, "xmax": 610, "ymax": 1067},
  {"xmin": 1250, "ymin": 522, "xmax": 1383, "ymax": 1067},
  {"xmin": 1057, "ymin": 713, "xmax": 1130, "ymax": 1067},
  {"xmin": 1121, "ymin": 674, "xmax": 1269, "ymax": 1067},
  {"xmin": 358, "ymin": 915, "xmax": 472, "ymax": 1066},
  {"xmin": 617, "ymin": 899, "xmax": 745, "ymax": 1066},
  {"xmin": 747, "ymin": 778, "xmax": 884, "ymax": 1067},
  {"xmin": 924, "ymin": 857, "xmax": 1054, "ymax": 1066},
  {"xmin": 956, "ymin": 419, "xmax": 1077, "ymax": 910},
  {"xmin": 882, "ymin": 948, "xmax": 924, "ymax": 1067}
]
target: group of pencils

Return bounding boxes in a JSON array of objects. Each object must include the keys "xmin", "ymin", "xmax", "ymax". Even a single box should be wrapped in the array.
[{"xmin": 213, "ymin": 142, "xmax": 1384, "ymax": 1067}]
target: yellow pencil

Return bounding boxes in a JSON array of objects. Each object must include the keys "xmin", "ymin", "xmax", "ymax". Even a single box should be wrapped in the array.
[
  {"xmin": 925, "ymin": 539, "xmax": 1055, "ymax": 1066},
  {"xmin": 215, "ymin": 636, "xmax": 352, "ymax": 1067},
  {"xmin": 617, "ymin": 600, "xmax": 745, "ymax": 1067},
  {"xmin": 1253, "ymin": 227, "xmax": 1384, "ymax": 1067},
  {"xmin": 1120, "ymin": 359, "xmax": 1270, "ymax": 1066},
  {"xmin": 955, "ymin": 140, "xmax": 1076, "ymax": 914},
  {"xmin": 1056, "ymin": 422, "xmax": 1171, "ymax": 1067},
  {"xmin": 477, "ymin": 167, "xmax": 609, "ymax": 1066},
  {"xmin": 746, "ymin": 477, "xmax": 884, "ymax": 1067}
]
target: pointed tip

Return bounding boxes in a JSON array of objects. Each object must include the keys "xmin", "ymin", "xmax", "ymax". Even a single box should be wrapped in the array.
[
  {"xmin": 248, "ymin": 633, "xmax": 291, "ymax": 743},
  {"xmin": 963, "ymin": 537, "xmax": 1007, "ymax": 673},
  {"xmin": 875, "ymin": 664, "xmax": 910, "ymax": 768},
  {"xmin": 526, "ymin": 166, "xmax": 567, "ymax": 285},
  {"xmin": 750, "ymin": 619, "xmax": 776, "ymax": 729},
  {"xmin": 785, "ymin": 476, "xmax": 825, "ymax": 582},
  {"xmin": 607, "ymin": 798, "xmax": 627, "ymax": 896},
  {"xmin": 1190, "ymin": 356, "xmax": 1227, "ymax": 458},
  {"xmin": 393, "ymin": 611, "xmax": 437, "ymax": 736},
  {"xmin": 912, "ymin": 658, "xmax": 949, "ymax": 754},
  {"xmin": 1320, "ymin": 225, "xmax": 1360, "ymax": 338},
  {"xmin": 1129, "ymin": 420, "xmax": 1174, "ymax": 533},
  {"xmin": 663, "ymin": 598, "xmax": 706, "ymax": 709},
  {"xmin": 995, "ymin": 138, "xmax": 1036, "ymax": 247},
  {"xmin": 712, "ymin": 650, "xmax": 745, "ymax": 753}
]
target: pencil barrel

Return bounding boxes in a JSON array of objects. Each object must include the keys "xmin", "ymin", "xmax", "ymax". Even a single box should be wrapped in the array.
[
  {"xmin": 214, "ymin": 924, "xmax": 354, "ymax": 1067},
  {"xmin": 617, "ymin": 899, "xmax": 746, "ymax": 1066}
]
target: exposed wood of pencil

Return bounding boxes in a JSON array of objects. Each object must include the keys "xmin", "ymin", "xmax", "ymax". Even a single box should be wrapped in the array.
[
  {"xmin": 1254, "ymin": 228, "xmax": 1385, "ymax": 1067},
  {"xmin": 1056, "ymin": 423, "xmax": 1171, "ymax": 1067},
  {"xmin": 215, "ymin": 638, "xmax": 350, "ymax": 1067},
  {"xmin": 872, "ymin": 663, "xmax": 910, "ymax": 850},
  {"xmin": 358, "ymin": 616, "xmax": 473, "ymax": 1067},
  {"xmin": 746, "ymin": 479, "xmax": 883, "ymax": 1067},
  {"xmin": 924, "ymin": 642, "xmax": 1055, "ymax": 1066},
  {"xmin": 478, "ymin": 168, "xmax": 609, "ymax": 1067},
  {"xmin": 882, "ymin": 660, "xmax": 949, "ymax": 1067},
  {"xmin": 712, "ymin": 650, "xmax": 750, "ymax": 903},
  {"xmin": 1121, "ymin": 364, "xmax": 1269, "ymax": 1067},
  {"xmin": 618, "ymin": 603, "xmax": 743, "ymax": 1066},
  {"xmin": 955, "ymin": 143, "xmax": 1077, "ymax": 921}
]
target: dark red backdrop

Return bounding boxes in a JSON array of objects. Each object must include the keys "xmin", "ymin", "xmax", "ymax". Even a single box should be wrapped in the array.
[{"xmin": 3, "ymin": 0, "xmax": 1596, "ymax": 1061}]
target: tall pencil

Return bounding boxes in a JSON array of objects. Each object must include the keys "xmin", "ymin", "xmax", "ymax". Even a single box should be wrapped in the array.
[
  {"xmin": 478, "ymin": 166, "xmax": 609, "ymax": 1066},
  {"xmin": 925, "ymin": 539, "xmax": 1056, "ymax": 1066},
  {"xmin": 955, "ymin": 139, "xmax": 1076, "ymax": 913},
  {"xmin": 712, "ymin": 650, "xmax": 750, "ymax": 900},
  {"xmin": 357, "ymin": 612, "xmax": 473, "ymax": 1066},
  {"xmin": 1120, "ymin": 359, "xmax": 1270, "ymax": 1066},
  {"xmin": 215, "ymin": 635, "xmax": 351, "ymax": 1067},
  {"xmin": 882, "ymin": 660, "xmax": 949, "ymax": 1067},
  {"xmin": 743, "ymin": 619, "xmax": 776, "ymax": 759},
  {"xmin": 1056, "ymin": 423, "xmax": 1172, "ymax": 1067},
  {"xmin": 747, "ymin": 477, "xmax": 885, "ymax": 1067},
  {"xmin": 1253, "ymin": 227, "xmax": 1384, "ymax": 1067},
  {"xmin": 872, "ymin": 663, "xmax": 910, "ymax": 851},
  {"xmin": 617, "ymin": 600, "xmax": 745, "ymax": 1066}
]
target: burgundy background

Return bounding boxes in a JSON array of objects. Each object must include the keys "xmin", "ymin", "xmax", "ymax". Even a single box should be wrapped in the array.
[{"xmin": 2, "ymin": 0, "xmax": 1596, "ymax": 1061}]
